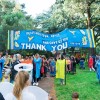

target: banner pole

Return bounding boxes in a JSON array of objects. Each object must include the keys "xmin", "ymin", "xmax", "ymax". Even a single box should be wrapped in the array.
[
  {"xmin": 65, "ymin": 58, "xmax": 66, "ymax": 85},
  {"xmin": 7, "ymin": 30, "xmax": 10, "ymax": 50}
]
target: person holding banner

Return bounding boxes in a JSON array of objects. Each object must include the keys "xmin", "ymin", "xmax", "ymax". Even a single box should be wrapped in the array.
[{"xmin": 56, "ymin": 54, "xmax": 66, "ymax": 85}]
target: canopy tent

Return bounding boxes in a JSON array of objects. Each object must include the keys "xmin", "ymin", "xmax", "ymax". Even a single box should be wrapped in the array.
[{"xmin": 8, "ymin": 29, "xmax": 95, "ymax": 52}]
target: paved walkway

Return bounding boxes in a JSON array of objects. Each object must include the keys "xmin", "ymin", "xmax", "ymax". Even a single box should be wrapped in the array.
[{"xmin": 39, "ymin": 74, "xmax": 57, "ymax": 100}]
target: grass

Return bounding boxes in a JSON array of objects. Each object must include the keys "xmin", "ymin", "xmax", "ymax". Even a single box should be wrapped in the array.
[{"xmin": 54, "ymin": 64, "xmax": 100, "ymax": 100}]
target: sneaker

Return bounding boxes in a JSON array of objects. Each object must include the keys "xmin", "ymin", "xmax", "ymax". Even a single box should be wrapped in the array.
[
  {"xmin": 33, "ymin": 82, "xmax": 36, "ymax": 86},
  {"xmin": 60, "ymin": 82, "xmax": 65, "ymax": 85},
  {"xmin": 62, "ymin": 82, "xmax": 65, "ymax": 85},
  {"xmin": 36, "ymin": 82, "xmax": 39, "ymax": 86}
]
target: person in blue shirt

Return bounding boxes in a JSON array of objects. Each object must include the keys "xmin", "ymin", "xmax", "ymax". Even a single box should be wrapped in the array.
[
  {"xmin": 49, "ymin": 57, "xmax": 56, "ymax": 77},
  {"xmin": 33, "ymin": 53, "xmax": 42, "ymax": 86},
  {"xmin": 79, "ymin": 56, "xmax": 85, "ymax": 69},
  {"xmin": 0, "ymin": 53, "xmax": 5, "ymax": 81},
  {"xmin": 95, "ymin": 56, "xmax": 100, "ymax": 83}
]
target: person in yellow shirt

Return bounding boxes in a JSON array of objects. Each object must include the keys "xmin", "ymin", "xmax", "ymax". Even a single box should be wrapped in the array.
[{"xmin": 56, "ymin": 54, "xmax": 66, "ymax": 85}]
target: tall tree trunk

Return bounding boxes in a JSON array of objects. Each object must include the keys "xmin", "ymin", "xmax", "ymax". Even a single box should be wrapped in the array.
[
  {"xmin": 86, "ymin": 0, "xmax": 96, "ymax": 56},
  {"xmin": 87, "ymin": 2, "xmax": 92, "ymax": 28}
]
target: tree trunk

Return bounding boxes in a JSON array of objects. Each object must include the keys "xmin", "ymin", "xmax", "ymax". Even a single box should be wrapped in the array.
[
  {"xmin": 87, "ymin": 3, "xmax": 92, "ymax": 28},
  {"xmin": 86, "ymin": 1, "xmax": 96, "ymax": 56}
]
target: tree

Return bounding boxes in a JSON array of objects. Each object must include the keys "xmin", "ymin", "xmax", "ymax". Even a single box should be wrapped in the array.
[
  {"xmin": 74, "ymin": 0, "xmax": 100, "ymax": 55},
  {"xmin": 0, "ymin": 0, "xmax": 34, "ymax": 51},
  {"xmin": 33, "ymin": 0, "xmax": 99, "ymax": 54}
]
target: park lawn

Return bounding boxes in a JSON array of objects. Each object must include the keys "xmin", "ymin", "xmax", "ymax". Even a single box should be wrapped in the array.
[{"xmin": 54, "ymin": 65, "xmax": 100, "ymax": 100}]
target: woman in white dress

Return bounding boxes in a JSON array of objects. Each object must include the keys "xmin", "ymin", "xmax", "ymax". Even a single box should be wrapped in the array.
[{"xmin": 5, "ymin": 71, "xmax": 36, "ymax": 100}]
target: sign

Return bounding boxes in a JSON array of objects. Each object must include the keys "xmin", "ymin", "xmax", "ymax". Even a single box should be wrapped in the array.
[{"xmin": 8, "ymin": 29, "xmax": 95, "ymax": 51}]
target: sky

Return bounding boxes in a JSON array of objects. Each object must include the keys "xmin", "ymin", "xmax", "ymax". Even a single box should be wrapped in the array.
[{"xmin": 16, "ymin": 0, "xmax": 56, "ymax": 17}]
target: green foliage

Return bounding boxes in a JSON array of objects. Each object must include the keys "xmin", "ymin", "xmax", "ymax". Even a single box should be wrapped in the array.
[
  {"xmin": 0, "ymin": 0, "xmax": 34, "ymax": 51},
  {"xmin": 96, "ymin": 45, "xmax": 100, "ymax": 54},
  {"xmin": 34, "ymin": 0, "xmax": 100, "ymax": 32},
  {"xmin": 33, "ymin": 0, "xmax": 99, "ymax": 53},
  {"xmin": 55, "ymin": 66, "xmax": 100, "ymax": 100}
]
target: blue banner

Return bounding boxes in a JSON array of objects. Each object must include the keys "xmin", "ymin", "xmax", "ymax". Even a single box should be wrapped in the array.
[{"xmin": 8, "ymin": 29, "xmax": 95, "ymax": 51}]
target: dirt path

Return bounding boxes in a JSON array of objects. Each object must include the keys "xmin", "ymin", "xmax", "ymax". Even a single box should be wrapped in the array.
[{"xmin": 39, "ymin": 74, "xmax": 57, "ymax": 100}]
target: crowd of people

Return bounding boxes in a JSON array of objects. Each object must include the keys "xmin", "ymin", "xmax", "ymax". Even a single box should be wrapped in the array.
[
  {"xmin": 0, "ymin": 51, "xmax": 100, "ymax": 99},
  {"xmin": 0, "ymin": 52, "xmax": 100, "ymax": 83},
  {"xmin": 0, "ymin": 52, "xmax": 56, "ymax": 85}
]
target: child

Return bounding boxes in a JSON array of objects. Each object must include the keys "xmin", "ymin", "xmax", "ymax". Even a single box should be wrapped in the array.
[
  {"xmin": 88, "ymin": 56, "xmax": 95, "ymax": 71},
  {"xmin": 50, "ymin": 57, "xmax": 56, "ymax": 77},
  {"xmin": 72, "ymin": 92, "xmax": 79, "ymax": 100}
]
